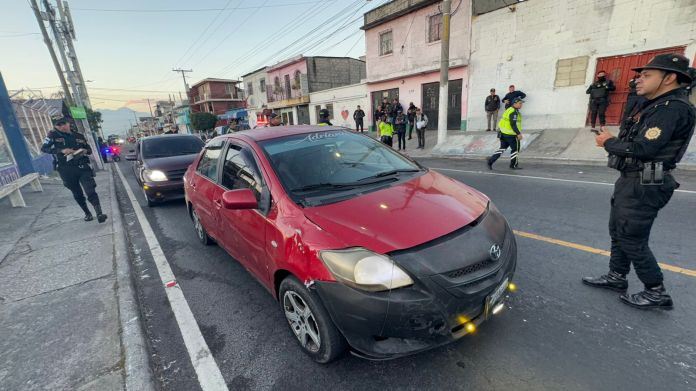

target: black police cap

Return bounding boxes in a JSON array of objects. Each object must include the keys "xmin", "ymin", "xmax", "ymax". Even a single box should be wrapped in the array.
[{"xmin": 632, "ymin": 53, "xmax": 693, "ymax": 83}]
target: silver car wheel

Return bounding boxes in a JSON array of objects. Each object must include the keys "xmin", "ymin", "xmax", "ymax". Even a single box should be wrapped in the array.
[{"xmin": 283, "ymin": 291, "xmax": 321, "ymax": 353}]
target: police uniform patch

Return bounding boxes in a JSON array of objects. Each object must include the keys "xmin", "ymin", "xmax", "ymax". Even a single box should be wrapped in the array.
[{"xmin": 645, "ymin": 127, "xmax": 661, "ymax": 140}]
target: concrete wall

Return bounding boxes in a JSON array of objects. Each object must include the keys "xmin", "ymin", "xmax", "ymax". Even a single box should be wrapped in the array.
[
  {"xmin": 308, "ymin": 83, "xmax": 369, "ymax": 128},
  {"xmin": 307, "ymin": 57, "xmax": 366, "ymax": 93},
  {"xmin": 364, "ymin": 0, "xmax": 470, "ymax": 83},
  {"xmin": 466, "ymin": 0, "xmax": 696, "ymax": 131},
  {"xmin": 242, "ymin": 68, "xmax": 269, "ymax": 128},
  {"xmin": 367, "ymin": 66, "xmax": 468, "ymax": 128}
]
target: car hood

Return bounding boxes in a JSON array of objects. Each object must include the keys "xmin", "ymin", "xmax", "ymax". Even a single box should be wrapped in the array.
[
  {"xmin": 302, "ymin": 170, "xmax": 489, "ymax": 254},
  {"xmin": 143, "ymin": 154, "xmax": 198, "ymax": 170}
]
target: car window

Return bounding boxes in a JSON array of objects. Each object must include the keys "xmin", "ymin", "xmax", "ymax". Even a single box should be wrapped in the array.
[
  {"xmin": 221, "ymin": 144, "xmax": 264, "ymax": 201},
  {"xmin": 141, "ymin": 136, "xmax": 204, "ymax": 159},
  {"xmin": 196, "ymin": 139, "xmax": 224, "ymax": 181},
  {"xmin": 259, "ymin": 130, "xmax": 421, "ymax": 205}
]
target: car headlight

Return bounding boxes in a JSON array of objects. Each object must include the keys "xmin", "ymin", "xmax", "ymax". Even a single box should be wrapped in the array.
[
  {"xmin": 143, "ymin": 169, "xmax": 168, "ymax": 182},
  {"xmin": 319, "ymin": 248, "xmax": 414, "ymax": 292}
]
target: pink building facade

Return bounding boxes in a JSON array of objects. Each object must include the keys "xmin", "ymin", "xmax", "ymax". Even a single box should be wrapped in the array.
[{"xmin": 362, "ymin": 0, "xmax": 471, "ymax": 131}]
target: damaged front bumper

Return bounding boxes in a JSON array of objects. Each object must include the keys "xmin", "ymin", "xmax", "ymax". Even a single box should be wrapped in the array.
[{"xmin": 314, "ymin": 224, "xmax": 517, "ymax": 360}]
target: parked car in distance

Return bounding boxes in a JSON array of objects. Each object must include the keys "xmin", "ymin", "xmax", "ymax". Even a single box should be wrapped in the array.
[
  {"xmin": 184, "ymin": 126, "xmax": 517, "ymax": 363},
  {"xmin": 128, "ymin": 134, "xmax": 204, "ymax": 206}
]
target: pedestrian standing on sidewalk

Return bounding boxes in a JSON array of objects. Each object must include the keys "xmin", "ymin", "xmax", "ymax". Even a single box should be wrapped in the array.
[
  {"xmin": 390, "ymin": 98, "xmax": 403, "ymax": 124},
  {"xmin": 485, "ymin": 88, "xmax": 501, "ymax": 131},
  {"xmin": 378, "ymin": 115, "xmax": 394, "ymax": 147},
  {"xmin": 583, "ymin": 54, "xmax": 695, "ymax": 309},
  {"xmin": 353, "ymin": 105, "xmax": 365, "ymax": 132},
  {"xmin": 487, "ymin": 97, "xmax": 524, "ymax": 170},
  {"xmin": 414, "ymin": 108, "xmax": 428, "ymax": 149},
  {"xmin": 394, "ymin": 110, "xmax": 407, "ymax": 150},
  {"xmin": 586, "ymin": 70, "xmax": 616, "ymax": 129},
  {"xmin": 41, "ymin": 118, "xmax": 108, "ymax": 223},
  {"xmin": 407, "ymin": 102, "xmax": 417, "ymax": 139},
  {"xmin": 502, "ymin": 85, "xmax": 526, "ymax": 109}
]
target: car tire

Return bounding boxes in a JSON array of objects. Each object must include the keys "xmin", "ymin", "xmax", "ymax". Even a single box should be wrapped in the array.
[
  {"xmin": 279, "ymin": 276, "xmax": 347, "ymax": 363},
  {"xmin": 191, "ymin": 207, "xmax": 213, "ymax": 246}
]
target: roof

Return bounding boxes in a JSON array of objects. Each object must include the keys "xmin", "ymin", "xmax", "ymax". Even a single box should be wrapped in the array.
[
  {"xmin": 240, "ymin": 66, "xmax": 269, "ymax": 79},
  {"xmin": 224, "ymin": 125, "xmax": 350, "ymax": 142},
  {"xmin": 361, "ymin": 0, "xmax": 439, "ymax": 30},
  {"xmin": 190, "ymin": 78, "xmax": 239, "ymax": 88}
]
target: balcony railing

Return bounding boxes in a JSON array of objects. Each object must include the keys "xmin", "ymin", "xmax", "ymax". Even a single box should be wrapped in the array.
[{"xmin": 193, "ymin": 93, "xmax": 238, "ymax": 103}]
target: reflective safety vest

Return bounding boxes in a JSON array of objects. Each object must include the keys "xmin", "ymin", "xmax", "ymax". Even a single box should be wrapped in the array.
[
  {"xmin": 498, "ymin": 107, "xmax": 522, "ymax": 136},
  {"xmin": 379, "ymin": 121, "xmax": 394, "ymax": 137}
]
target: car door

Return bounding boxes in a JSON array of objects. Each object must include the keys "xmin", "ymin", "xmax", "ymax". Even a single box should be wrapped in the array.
[
  {"xmin": 218, "ymin": 142, "xmax": 273, "ymax": 285},
  {"xmin": 190, "ymin": 139, "xmax": 225, "ymax": 240}
]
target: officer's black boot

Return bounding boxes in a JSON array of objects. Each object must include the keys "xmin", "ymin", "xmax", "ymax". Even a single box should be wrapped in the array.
[
  {"xmin": 93, "ymin": 203, "xmax": 108, "ymax": 223},
  {"xmin": 582, "ymin": 271, "xmax": 628, "ymax": 292},
  {"xmin": 620, "ymin": 284, "xmax": 673, "ymax": 310},
  {"xmin": 79, "ymin": 203, "xmax": 93, "ymax": 221}
]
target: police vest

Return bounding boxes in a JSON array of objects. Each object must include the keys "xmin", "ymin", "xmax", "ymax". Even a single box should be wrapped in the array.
[{"xmin": 498, "ymin": 107, "xmax": 521, "ymax": 135}]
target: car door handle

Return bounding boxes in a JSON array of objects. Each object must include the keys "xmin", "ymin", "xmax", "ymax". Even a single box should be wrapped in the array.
[{"xmin": 213, "ymin": 199, "xmax": 222, "ymax": 209}]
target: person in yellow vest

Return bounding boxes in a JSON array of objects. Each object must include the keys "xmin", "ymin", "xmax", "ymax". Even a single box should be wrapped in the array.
[
  {"xmin": 378, "ymin": 115, "xmax": 394, "ymax": 147},
  {"xmin": 318, "ymin": 108, "xmax": 333, "ymax": 126},
  {"xmin": 487, "ymin": 97, "xmax": 524, "ymax": 170}
]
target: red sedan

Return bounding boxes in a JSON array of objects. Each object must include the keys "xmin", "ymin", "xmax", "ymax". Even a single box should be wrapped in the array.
[{"xmin": 184, "ymin": 126, "xmax": 517, "ymax": 363}]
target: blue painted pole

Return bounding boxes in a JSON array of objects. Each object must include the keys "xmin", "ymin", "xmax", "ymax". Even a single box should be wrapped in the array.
[{"xmin": 0, "ymin": 72, "xmax": 35, "ymax": 176}]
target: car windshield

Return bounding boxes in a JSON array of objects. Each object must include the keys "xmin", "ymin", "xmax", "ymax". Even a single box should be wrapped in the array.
[
  {"xmin": 141, "ymin": 137, "xmax": 204, "ymax": 159},
  {"xmin": 260, "ymin": 130, "xmax": 423, "ymax": 206}
]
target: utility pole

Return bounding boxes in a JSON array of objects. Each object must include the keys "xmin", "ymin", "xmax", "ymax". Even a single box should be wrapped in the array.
[
  {"xmin": 30, "ymin": 0, "xmax": 71, "ymax": 106},
  {"xmin": 57, "ymin": 0, "xmax": 92, "ymax": 109},
  {"xmin": 172, "ymin": 68, "xmax": 192, "ymax": 95},
  {"xmin": 436, "ymin": 0, "xmax": 452, "ymax": 146},
  {"xmin": 35, "ymin": 0, "xmax": 103, "ymax": 169}
]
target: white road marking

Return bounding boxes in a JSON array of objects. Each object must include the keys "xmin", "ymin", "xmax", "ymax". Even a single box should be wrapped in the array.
[
  {"xmin": 431, "ymin": 167, "xmax": 696, "ymax": 195},
  {"xmin": 115, "ymin": 164, "xmax": 228, "ymax": 391}
]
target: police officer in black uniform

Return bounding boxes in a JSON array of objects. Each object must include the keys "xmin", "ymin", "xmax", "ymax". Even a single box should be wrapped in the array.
[
  {"xmin": 586, "ymin": 70, "xmax": 616, "ymax": 129},
  {"xmin": 41, "ymin": 118, "xmax": 108, "ymax": 223},
  {"xmin": 318, "ymin": 108, "xmax": 333, "ymax": 126},
  {"xmin": 583, "ymin": 54, "xmax": 696, "ymax": 309}
]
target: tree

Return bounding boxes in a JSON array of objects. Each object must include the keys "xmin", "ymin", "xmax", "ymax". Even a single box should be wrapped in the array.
[
  {"xmin": 191, "ymin": 112, "xmax": 218, "ymax": 131},
  {"xmin": 86, "ymin": 108, "xmax": 103, "ymax": 133}
]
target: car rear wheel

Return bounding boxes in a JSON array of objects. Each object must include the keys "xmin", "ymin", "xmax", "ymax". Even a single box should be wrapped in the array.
[
  {"xmin": 191, "ymin": 207, "xmax": 213, "ymax": 245},
  {"xmin": 279, "ymin": 276, "xmax": 347, "ymax": 363}
]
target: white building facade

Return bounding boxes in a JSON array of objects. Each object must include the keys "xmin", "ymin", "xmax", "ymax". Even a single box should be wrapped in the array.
[
  {"xmin": 308, "ymin": 83, "xmax": 370, "ymax": 128},
  {"xmin": 241, "ymin": 66, "xmax": 269, "ymax": 128},
  {"xmin": 466, "ymin": 0, "xmax": 696, "ymax": 131}
]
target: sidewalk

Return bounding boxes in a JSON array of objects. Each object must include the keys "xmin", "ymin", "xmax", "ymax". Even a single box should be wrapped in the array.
[{"xmin": 0, "ymin": 166, "xmax": 153, "ymax": 391}]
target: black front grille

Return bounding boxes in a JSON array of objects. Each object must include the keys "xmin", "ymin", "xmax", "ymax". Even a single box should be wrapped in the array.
[
  {"xmin": 166, "ymin": 168, "xmax": 187, "ymax": 181},
  {"xmin": 445, "ymin": 258, "xmax": 498, "ymax": 279}
]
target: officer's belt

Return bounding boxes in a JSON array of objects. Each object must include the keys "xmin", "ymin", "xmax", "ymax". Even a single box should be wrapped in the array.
[{"xmin": 621, "ymin": 170, "xmax": 671, "ymax": 178}]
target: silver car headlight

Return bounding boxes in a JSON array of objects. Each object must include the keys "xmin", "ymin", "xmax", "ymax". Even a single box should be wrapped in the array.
[
  {"xmin": 319, "ymin": 248, "xmax": 414, "ymax": 292},
  {"xmin": 143, "ymin": 169, "xmax": 168, "ymax": 182}
]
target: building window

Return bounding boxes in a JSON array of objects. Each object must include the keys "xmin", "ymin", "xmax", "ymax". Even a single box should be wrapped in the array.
[
  {"xmin": 379, "ymin": 30, "xmax": 393, "ymax": 56},
  {"xmin": 293, "ymin": 70, "xmax": 301, "ymax": 90},
  {"xmin": 274, "ymin": 76, "xmax": 281, "ymax": 93},
  {"xmin": 259, "ymin": 79, "xmax": 266, "ymax": 93},
  {"xmin": 428, "ymin": 13, "xmax": 443, "ymax": 43},
  {"xmin": 325, "ymin": 103, "xmax": 334, "ymax": 120},
  {"xmin": 554, "ymin": 56, "xmax": 589, "ymax": 87},
  {"xmin": 246, "ymin": 82, "xmax": 253, "ymax": 96}
]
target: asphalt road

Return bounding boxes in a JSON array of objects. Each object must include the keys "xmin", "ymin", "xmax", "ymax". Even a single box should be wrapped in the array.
[{"xmin": 114, "ymin": 157, "xmax": 696, "ymax": 391}]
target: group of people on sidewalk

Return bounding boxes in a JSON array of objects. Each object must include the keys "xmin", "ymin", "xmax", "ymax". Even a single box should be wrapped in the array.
[{"xmin": 372, "ymin": 98, "xmax": 429, "ymax": 151}]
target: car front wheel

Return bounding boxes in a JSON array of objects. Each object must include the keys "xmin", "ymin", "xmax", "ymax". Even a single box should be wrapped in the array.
[{"xmin": 279, "ymin": 276, "xmax": 346, "ymax": 363}]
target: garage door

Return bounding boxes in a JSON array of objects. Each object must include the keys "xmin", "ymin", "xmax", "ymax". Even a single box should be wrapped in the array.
[{"xmin": 591, "ymin": 46, "xmax": 686, "ymax": 125}]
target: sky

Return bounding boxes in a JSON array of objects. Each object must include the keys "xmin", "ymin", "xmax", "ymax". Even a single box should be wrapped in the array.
[{"xmin": 1, "ymin": 0, "xmax": 387, "ymax": 113}]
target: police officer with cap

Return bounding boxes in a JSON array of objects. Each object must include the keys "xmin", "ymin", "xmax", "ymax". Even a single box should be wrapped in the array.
[
  {"xmin": 41, "ymin": 118, "xmax": 107, "ymax": 223},
  {"xmin": 318, "ymin": 108, "xmax": 333, "ymax": 126},
  {"xmin": 583, "ymin": 53, "xmax": 696, "ymax": 309},
  {"xmin": 265, "ymin": 112, "xmax": 283, "ymax": 127}
]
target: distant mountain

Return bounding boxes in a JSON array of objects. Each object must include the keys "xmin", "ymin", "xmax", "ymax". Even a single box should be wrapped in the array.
[{"xmin": 99, "ymin": 108, "xmax": 150, "ymax": 136}]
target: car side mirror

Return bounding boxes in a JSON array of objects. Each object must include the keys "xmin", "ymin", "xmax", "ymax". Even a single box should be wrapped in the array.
[{"xmin": 222, "ymin": 189, "xmax": 258, "ymax": 210}]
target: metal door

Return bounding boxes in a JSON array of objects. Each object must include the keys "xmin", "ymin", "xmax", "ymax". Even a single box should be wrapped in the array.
[
  {"xmin": 592, "ymin": 46, "xmax": 686, "ymax": 125},
  {"xmin": 422, "ymin": 82, "xmax": 439, "ymax": 129},
  {"xmin": 370, "ymin": 88, "xmax": 398, "ymax": 129},
  {"xmin": 448, "ymin": 79, "xmax": 463, "ymax": 130}
]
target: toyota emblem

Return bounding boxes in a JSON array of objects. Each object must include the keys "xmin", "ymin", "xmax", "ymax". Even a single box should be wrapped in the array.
[{"xmin": 489, "ymin": 244, "xmax": 502, "ymax": 261}]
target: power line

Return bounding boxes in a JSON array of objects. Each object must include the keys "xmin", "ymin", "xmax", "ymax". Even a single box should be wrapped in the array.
[
  {"xmin": 214, "ymin": 0, "xmax": 332, "ymax": 77},
  {"xmin": 344, "ymin": 33, "xmax": 363, "ymax": 57},
  {"xmin": 71, "ymin": 2, "xmax": 325, "ymax": 12}
]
